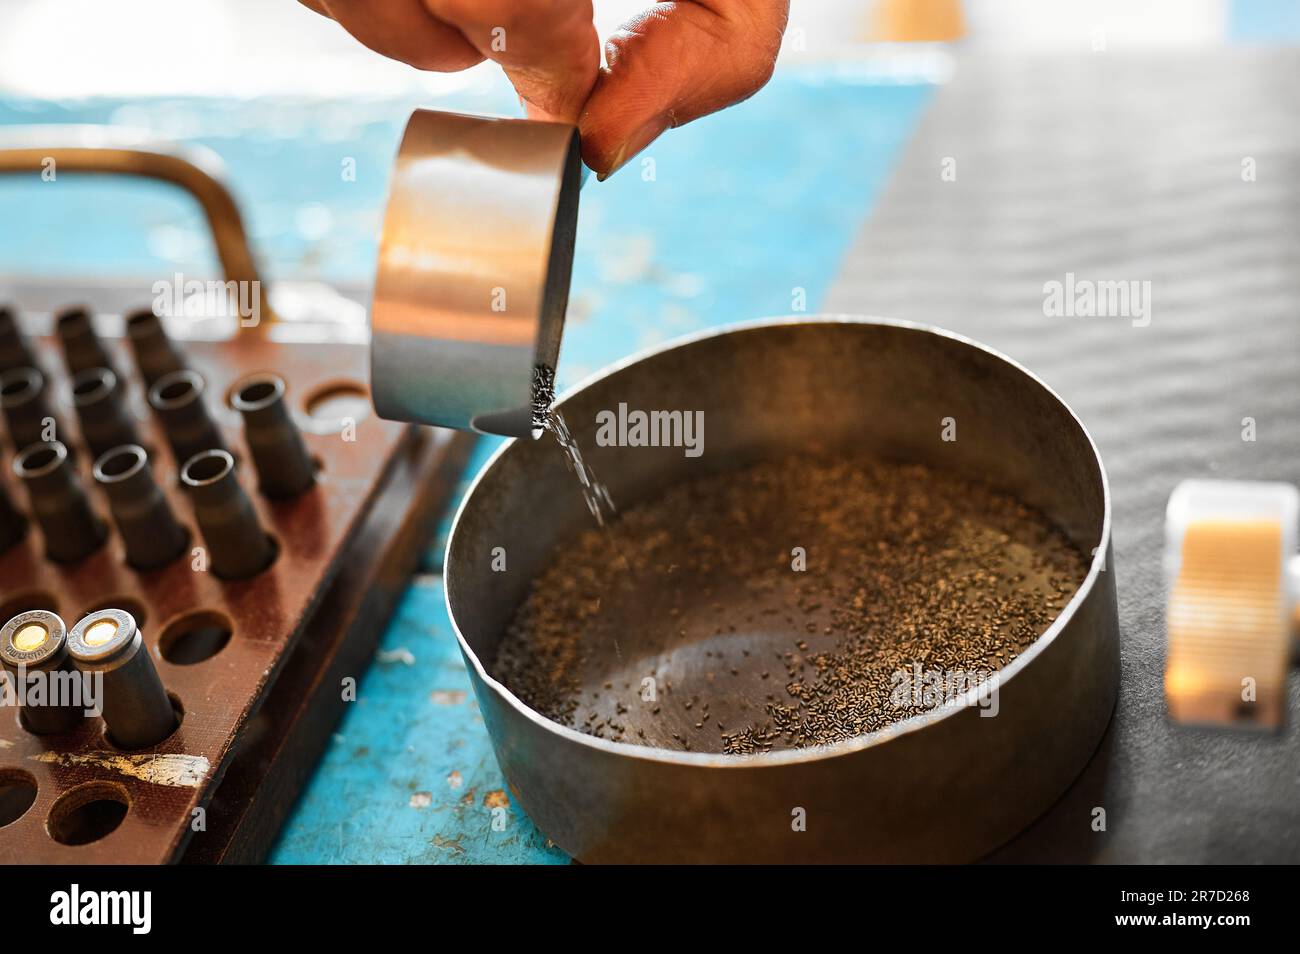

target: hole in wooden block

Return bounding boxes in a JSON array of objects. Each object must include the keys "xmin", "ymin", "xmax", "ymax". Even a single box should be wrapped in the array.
[
  {"xmin": 302, "ymin": 380, "xmax": 369, "ymax": 432},
  {"xmin": 46, "ymin": 781, "xmax": 129, "ymax": 845},
  {"xmin": 159, "ymin": 610, "xmax": 232, "ymax": 665},
  {"xmin": 0, "ymin": 769, "xmax": 37, "ymax": 828},
  {"xmin": 0, "ymin": 590, "xmax": 59, "ymax": 622}
]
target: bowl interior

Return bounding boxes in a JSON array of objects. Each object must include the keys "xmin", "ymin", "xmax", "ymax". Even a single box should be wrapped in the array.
[{"xmin": 447, "ymin": 318, "xmax": 1107, "ymax": 745}]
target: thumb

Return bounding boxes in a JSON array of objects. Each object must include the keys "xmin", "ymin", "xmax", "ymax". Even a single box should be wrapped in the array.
[{"xmin": 579, "ymin": 1, "xmax": 788, "ymax": 180}]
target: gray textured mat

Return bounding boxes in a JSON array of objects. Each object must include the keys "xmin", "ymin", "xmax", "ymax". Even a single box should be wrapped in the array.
[{"xmin": 827, "ymin": 49, "xmax": 1300, "ymax": 862}]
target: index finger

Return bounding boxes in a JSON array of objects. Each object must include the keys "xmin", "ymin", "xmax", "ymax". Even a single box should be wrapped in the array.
[{"xmin": 425, "ymin": 0, "xmax": 599, "ymax": 122}]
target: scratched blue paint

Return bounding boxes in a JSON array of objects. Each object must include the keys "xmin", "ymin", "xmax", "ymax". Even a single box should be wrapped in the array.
[{"xmin": 271, "ymin": 576, "xmax": 570, "ymax": 864}]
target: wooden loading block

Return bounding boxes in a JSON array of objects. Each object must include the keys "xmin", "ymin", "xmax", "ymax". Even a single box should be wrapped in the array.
[{"xmin": 0, "ymin": 324, "xmax": 471, "ymax": 863}]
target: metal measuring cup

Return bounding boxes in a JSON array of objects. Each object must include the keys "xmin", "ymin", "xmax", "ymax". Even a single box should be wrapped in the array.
[{"xmin": 369, "ymin": 109, "xmax": 583, "ymax": 438}]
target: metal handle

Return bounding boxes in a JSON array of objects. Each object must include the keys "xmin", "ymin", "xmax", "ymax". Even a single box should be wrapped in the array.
[{"xmin": 0, "ymin": 124, "xmax": 272, "ymax": 329}]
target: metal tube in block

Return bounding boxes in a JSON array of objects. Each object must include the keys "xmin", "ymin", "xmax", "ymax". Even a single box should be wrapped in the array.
[
  {"xmin": 71, "ymin": 367, "xmax": 140, "ymax": 459},
  {"xmin": 180, "ymin": 448, "xmax": 273, "ymax": 579},
  {"xmin": 148, "ymin": 369, "xmax": 226, "ymax": 466},
  {"xmin": 68, "ymin": 608, "xmax": 175, "ymax": 749},
  {"xmin": 125, "ymin": 308, "xmax": 186, "ymax": 388},
  {"xmin": 0, "ymin": 476, "xmax": 26, "ymax": 553},
  {"xmin": 93, "ymin": 444, "xmax": 188, "ymax": 571},
  {"xmin": 12, "ymin": 441, "xmax": 106, "ymax": 563},
  {"xmin": 0, "ymin": 366, "xmax": 66, "ymax": 452},
  {"xmin": 230, "ymin": 372, "xmax": 314, "ymax": 499},
  {"xmin": 0, "ymin": 610, "xmax": 85, "ymax": 735},
  {"xmin": 55, "ymin": 305, "xmax": 116, "ymax": 378},
  {"xmin": 0, "ymin": 306, "xmax": 38, "ymax": 372}
]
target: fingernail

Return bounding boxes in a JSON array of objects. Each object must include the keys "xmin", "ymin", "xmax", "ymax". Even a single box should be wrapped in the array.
[
  {"xmin": 595, "ymin": 148, "xmax": 625, "ymax": 182},
  {"xmin": 598, "ymin": 117, "xmax": 668, "ymax": 181}
]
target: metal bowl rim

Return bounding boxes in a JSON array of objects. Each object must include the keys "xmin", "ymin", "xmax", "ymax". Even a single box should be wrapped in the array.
[{"xmin": 444, "ymin": 314, "xmax": 1113, "ymax": 769}]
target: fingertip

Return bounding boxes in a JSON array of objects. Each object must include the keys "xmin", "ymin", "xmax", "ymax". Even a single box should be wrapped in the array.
[
  {"xmin": 577, "ymin": 108, "xmax": 615, "ymax": 178},
  {"xmin": 579, "ymin": 1, "xmax": 785, "ymax": 181},
  {"xmin": 579, "ymin": 132, "xmax": 616, "ymax": 180},
  {"xmin": 578, "ymin": 69, "xmax": 667, "ymax": 179}
]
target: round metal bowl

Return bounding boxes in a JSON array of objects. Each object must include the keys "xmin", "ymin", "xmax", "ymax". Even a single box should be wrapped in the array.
[{"xmin": 446, "ymin": 316, "xmax": 1118, "ymax": 863}]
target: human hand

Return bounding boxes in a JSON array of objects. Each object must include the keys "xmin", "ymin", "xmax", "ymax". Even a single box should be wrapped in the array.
[{"xmin": 300, "ymin": 1, "xmax": 788, "ymax": 179}]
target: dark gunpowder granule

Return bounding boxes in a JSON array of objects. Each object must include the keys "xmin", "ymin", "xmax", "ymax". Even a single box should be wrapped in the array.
[
  {"xmin": 493, "ymin": 452, "xmax": 1088, "ymax": 754},
  {"xmin": 530, "ymin": 364, "xmax": 555, "ymax": 437}
]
